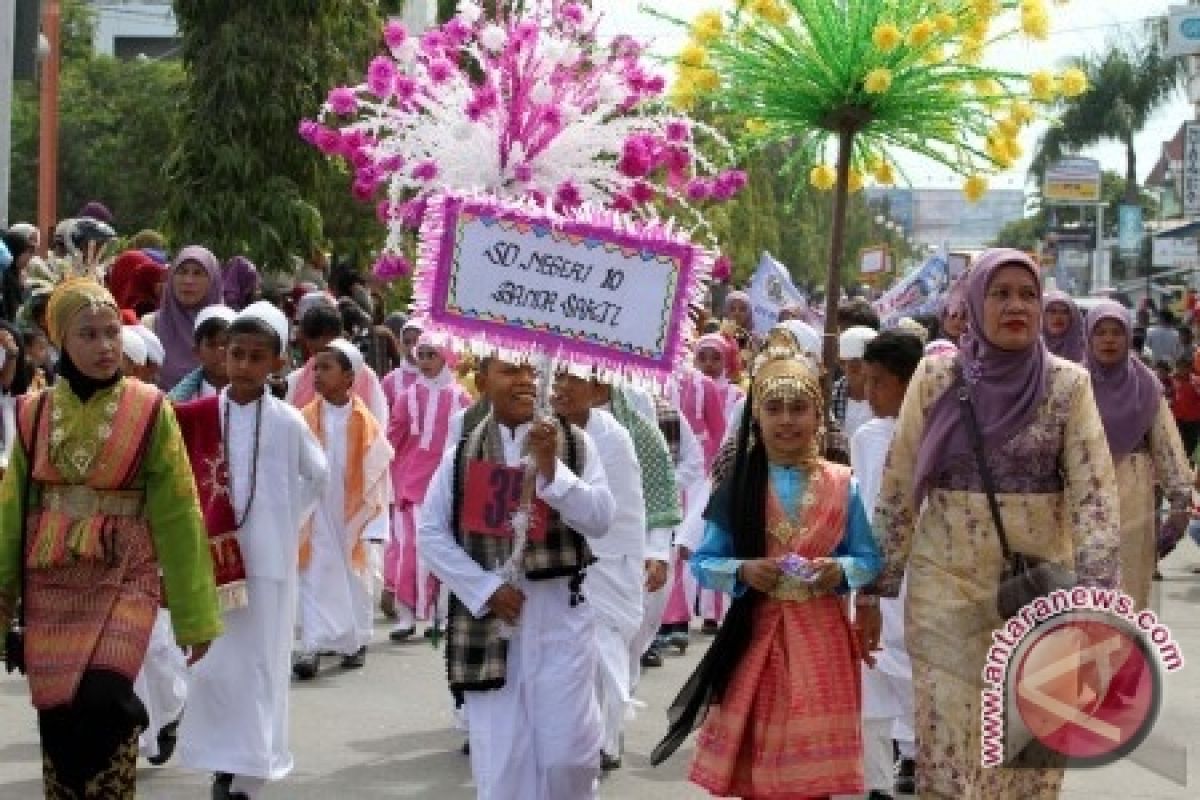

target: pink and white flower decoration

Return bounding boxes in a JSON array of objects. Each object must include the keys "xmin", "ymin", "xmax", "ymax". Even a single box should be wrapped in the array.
[{"xmin": 302, "ymin": 0, "xmax": 744, "ymax": 281}]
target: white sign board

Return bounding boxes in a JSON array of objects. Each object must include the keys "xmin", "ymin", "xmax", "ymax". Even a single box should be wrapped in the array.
[
  {"xmin": 1153, "ymin": 237, "xmax": 1200, "ymax": 270},
  {"xmin": 1044, "ymin": 157, "xmax": 1102, "ymax": 204},
  {"xmin": 1185, "ymin": 123, "xmax": 1200, "ymax": 216},
  {"xmin": 1167, "ymin": 5, "xmax": 1200, "ymax": 58}
]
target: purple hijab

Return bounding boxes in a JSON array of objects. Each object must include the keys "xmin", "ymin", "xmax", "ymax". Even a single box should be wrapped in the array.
[
  {"xmin": 222, "ymin": 255, "xmax": 260, "ymax": 310},
  {"xmin": 1084, "ymin": 301, "xmax": 1162, "ymax": 457},
  {"xmin": 156, "ymin": 245, "xmax": 223, "ymax": 390},
  {"xmin": 1042, "ymin": 290, "xmax": 1086, "ymax": 362},
  {"xmin": 912, "ymin": 249, "xmax": 1050, "ymax": 504}
]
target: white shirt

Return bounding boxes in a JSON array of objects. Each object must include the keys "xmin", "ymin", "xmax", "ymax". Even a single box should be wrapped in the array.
[
  {"xmin": 418, "ymin": 421, "xmax": 615, "ymax": 617},
  {"xmin": 844, "ymin": 397, "xmax": 874, "ymax": 442},
  {"xmin": 584, "ymin": 409, "xmax": 646, "ymax": 560}
]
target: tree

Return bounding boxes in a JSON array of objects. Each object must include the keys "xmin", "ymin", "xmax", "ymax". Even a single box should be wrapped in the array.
[
  {"xmin": 7, "ymin": 0, "xmax": 184, "ymax": 234},
  {"xmin": 165, "ymin": 1, "xmax": 391, "ymax": 270},
  {"xmin": 1031, "ymin": 34, "xmax": 1185, "ymax": 205}
]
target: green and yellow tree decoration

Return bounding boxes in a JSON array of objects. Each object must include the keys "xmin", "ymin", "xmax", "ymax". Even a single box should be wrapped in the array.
[{"xmin": 659, "ymin": 0, "xmax": 1087, "ymax": 372}]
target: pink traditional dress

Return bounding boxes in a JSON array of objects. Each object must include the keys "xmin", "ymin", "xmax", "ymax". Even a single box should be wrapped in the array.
[
  {"xmin": 383, "ymin": 362, "xmax": 470, "ymax": 622},
  {"xmin": 381, "ymin": 361, "xmax": 421, "ymax": 410},
  {"xmin": 688, "ymin": 461, "xmax": 881, "ymax": 798}
]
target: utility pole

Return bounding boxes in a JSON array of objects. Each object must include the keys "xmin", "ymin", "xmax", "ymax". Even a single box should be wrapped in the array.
[
  {"xmin": 0, "ymin": 1, "xmax": 16, "ymax": 228},
  {"xmin": 36, "ymin": 0, "xmax": 60, "ymax": 255}
]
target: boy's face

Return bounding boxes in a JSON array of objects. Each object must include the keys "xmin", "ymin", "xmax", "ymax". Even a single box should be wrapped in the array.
[
  {"xmin": 478, "ymin": 359, "xmax": 537, "ymax": 426},
  {"xmin": 841, "ymin": 357, "xmax": 866, "ymax": 391},
  {"xmin": 313, "ymin": 351, "xmax": 354, "ymax": 400},
  {"xmin": 227, "ymin": 332, "xmax": 285, "ymax": 399},
  {"xmin": 550, "ymin": 373, "xmax": 595, "ymax": 426},
  {"xmin": 26, "ymin": 336, "xmax": 48, "ymax": 365},
  {"xmin": 196, "ymin": 329, "xmax": 231, "ymax": 383},
  {"xmin": 415, "ymin": 345, "xmax": 445, "ymax": 379},
  {"xmin": 727, "ymin": 299, "xmax": 751, "ymax": 330},
  {"xmin": 402, "ymin": 328, "xmax": 422, "ymax": 365},
  {"xmin": 695, "ymin": 347, "xmax": 724, "ymax": 379},
  {"xmin": 863, "ymin": 361, "xmax": 906, "ymax": 419}
]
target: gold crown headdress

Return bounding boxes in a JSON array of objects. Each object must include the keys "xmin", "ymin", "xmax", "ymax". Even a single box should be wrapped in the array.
[{"xmin": 752, "ymin": 344, "xmax": 823, "ymax": 419}]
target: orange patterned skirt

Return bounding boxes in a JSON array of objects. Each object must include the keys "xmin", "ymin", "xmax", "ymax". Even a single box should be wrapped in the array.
[
  {"xmin": 24, "ymin": 520, "xmax": 160, "ymax": 710},
  {"xmin": 689, "ymin": 596, "xmax": 863, "ymax": 799}
]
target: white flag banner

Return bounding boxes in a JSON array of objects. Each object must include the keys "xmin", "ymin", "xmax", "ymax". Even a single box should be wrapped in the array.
[
  {"xmin": 747, "ymin": 251, "xmax": 806, "ymax": 335},
  {"xmin": 872, "ymin": 249, "xmax": 952, "ymax": 327}
]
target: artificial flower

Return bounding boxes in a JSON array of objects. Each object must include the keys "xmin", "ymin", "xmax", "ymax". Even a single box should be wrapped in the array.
[
  {"xmin": 864, "ymin": 68, "xmax": 894, "ymax": 94},
  {"xmin": 1060, "ymin": 67, "xmax": 1089, "ymax": 98},
  {"xmin": 692, "ymin": 10, "xmax": 724, "ymax": 43},
  {"xmin": 964, "ymin": 174, "xmax": 989, "ymax": 203},
  {"xmin": 873, "ymin": 160, "xmax": 896, "ymax": 185},
  {"xmin": 678, "ymin": 41, "xmax": 708, "ymax": 69},
  {"xmin": 810, "ymin": 164, "xmax": 837, "ymax": 191},
  {"xmin": 872, "ymin": 23, "xmax": 903, "ymax": 53},
  {"xmin": 906, "ymin": 19, "xmax": 936, "ymax": 49},
  {"xmin": 1029, "ymin": 69, "xmax": 1058, "ymax": 101},
  {"xmin": 934, "ymin": 13, "xmax": 957, "ymax": 34}
]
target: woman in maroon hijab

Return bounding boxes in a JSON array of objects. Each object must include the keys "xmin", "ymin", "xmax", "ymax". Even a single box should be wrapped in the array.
[{"xmin": 864, "ymin": 249, "xmax": 1121, "ymax": 799}]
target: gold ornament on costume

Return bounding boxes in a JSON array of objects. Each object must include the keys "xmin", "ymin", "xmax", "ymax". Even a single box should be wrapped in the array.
[
  {"xmin": 752, "ymin": 346, "xmax": 824, "ymax": 424},
  {"xmin": 46, "ymin": 278, "xmax": 119, "ymax": 348}
]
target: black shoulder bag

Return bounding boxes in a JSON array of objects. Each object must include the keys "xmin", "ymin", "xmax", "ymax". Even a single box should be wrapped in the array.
[
  {"xmin": 958, "ymin": 381, "xmax": 1075, "ymax": 620},
  {"xmin": 4, "ymin": 394, "xmax": 46, "ymax": 674}
]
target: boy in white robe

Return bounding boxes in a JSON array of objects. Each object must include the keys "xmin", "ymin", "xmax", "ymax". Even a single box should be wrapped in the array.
[
  {"xmin": 552, "ymin": 375, "xmax": 676, "ymax": 771},
  {"xmin": 850, "ymin": 330, "xmax": 924, "ymax": 800},
  {"xmin": 294, "ymin": 339, "xmax": 394, "ymax": 678},
  {"xmin": 176, "ymin": 301, "xmax": 329, "ymax": 800},
  {"xmin": 418, "ymin": 358, "xmax": 615, "ymax": 800}
]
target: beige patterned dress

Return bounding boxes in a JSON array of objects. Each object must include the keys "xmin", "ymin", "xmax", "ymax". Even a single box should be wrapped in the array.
[
  {"xmin": 1114, "ymin": 398, "xmax": 1193, "ymax": 609},
  {"xmin": 873, "ymin": 355, "xmax": 1121, "ymax": 799}
]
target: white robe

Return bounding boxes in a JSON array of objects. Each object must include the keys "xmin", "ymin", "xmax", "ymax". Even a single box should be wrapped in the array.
[
  {"xmin": 177, "ymin": 391, "xmax": 328, "ymax": 781},
  {"xmin": 850, "ymin": 416, "xmax": 915, "ymax": 789},
  {"xmin": 630, "ymin": 412, "xmax": 704, "ymax": 684},
  {"xmin": 581, "ymin": 410, "xmax": 646, "ymax": 758},
  {"xmin": 418, "ymin": 421, "xmax": 615, "ymax": 800},
  {"xmin": 133, "ymin": 609, "xmax": 188, "ymax": 760},
  {"xmin": 297, "ymin": 401, "xmax": 388, "ymax": 656}
]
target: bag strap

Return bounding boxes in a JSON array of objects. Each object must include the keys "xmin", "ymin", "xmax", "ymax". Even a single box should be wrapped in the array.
[
  {"xmin": 15, "ymin": 393, "xmax": 48, "ymax": 631},
  {"xmin": 956, "ymin": 370, "xmax": 1014, "ymax": 561}
]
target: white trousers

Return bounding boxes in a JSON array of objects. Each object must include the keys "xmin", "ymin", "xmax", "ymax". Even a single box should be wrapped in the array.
[
  {"xmin": 463, "ymin": 576, "xmax": 601, "ymax": 800},
  {"xmin": 588, "ymin": 555, "xmax": 643, "ymax": 757},
  {"xmin": 862, "ymin": 667, "xmax": 916, "ymax": 791},
  {"xmin": 133, "ymin": 609, "xmax": 188, "ymax": 759},
  {"xmin": 629, "ymin": 558, "xmax": 672, "ymax": 692}
]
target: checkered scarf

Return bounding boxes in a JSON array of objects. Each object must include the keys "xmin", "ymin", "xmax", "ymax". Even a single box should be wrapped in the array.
[
  {"xmin": 444, "ymin": 414, "xmax": 592, "ymax": 692},
  {"xmin": 609, "ymin": 389, "xmax": 683, "ymax": 530}
]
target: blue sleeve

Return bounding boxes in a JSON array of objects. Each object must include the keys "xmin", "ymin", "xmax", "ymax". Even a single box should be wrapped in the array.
[
  {"xmin": 689, "ymin": 519, "xmax": 748, "ymax": 598},
  {"xmin": 833, "ymin": 481, "xmax": 884, "ymax": 593}
]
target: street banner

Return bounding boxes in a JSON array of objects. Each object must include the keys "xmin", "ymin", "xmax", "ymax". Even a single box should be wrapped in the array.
[
  {"xmin": 873, "ymin": 249, "xmax": 952, "ymax": 326},
  {"xmin": 747, "ymin": 250, "xmax": 806, "ymax": 335}
]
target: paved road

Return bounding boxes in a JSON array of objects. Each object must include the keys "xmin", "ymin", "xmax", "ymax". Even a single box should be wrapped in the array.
[{"xmin": 3, "ymin": 549, "xmax": 1200, "ymax": 798}]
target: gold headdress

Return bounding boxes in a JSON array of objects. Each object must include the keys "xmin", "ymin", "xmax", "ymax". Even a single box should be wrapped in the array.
[
  {"xmin": 46, "ymin": 278, "xmax": 119, "ymax": 347},
  {"xmin": 752, "ymin": 344, "xmax": 823, "ymax": 419}
]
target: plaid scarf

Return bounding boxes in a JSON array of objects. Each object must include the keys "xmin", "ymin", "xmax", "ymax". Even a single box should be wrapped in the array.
[
  {"xmin": 609, "ymin": 389, "xmax": 683, "ymax": 530},
  {"xmin": 444, "ymin": 414, "xmax": 592, "ymax": 692}
]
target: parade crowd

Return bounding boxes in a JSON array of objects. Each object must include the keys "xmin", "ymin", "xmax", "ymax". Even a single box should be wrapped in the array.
[{"xmin": 1, "ymin": 212, "xmax": 1197, "ymax": 800}]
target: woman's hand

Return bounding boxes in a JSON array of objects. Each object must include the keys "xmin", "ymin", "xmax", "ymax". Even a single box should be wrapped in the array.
[
  {"xmin": 854, "ymin": 601, "xmax": 882, "ymax": 667},
  {"xmin": 738, "ymin": 559, "xmax": 782, "ymax": 593}
]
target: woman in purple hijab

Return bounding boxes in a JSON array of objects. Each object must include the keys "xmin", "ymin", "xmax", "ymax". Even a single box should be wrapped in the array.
[
  {"xmin": 862, "ymin": 249, "xmax": 1121, "ymax": 799},
  {"xmin": 1041, "ymin": 290, "xmax": 1086, "ymax": 362},
  {"xmin": 222, "ymin": 255, "xmax": 260, "ymax": 311},
  {"xmin": 1084, "ymin": 300, "xmax": 1192, "ymax": 607},
  {"xmin": 147, "ymin": 245, "xmax": 223, "ymax": 390}
]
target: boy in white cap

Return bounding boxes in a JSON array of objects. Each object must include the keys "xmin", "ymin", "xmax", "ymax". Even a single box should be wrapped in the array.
[
  {"xmin": 169, "ymin": 305, "xmax": 236, "ymax": 403},
  {"xmin": 293, "ymin": 338, "xmax": 394, "ymax": 678},
  {"xmin": 833, "ymin": 325, "xmax": 879, "ymax": 440},
  {"xmin": 175, "ymin": 301, "xmax": 329, "ymax": 800}
]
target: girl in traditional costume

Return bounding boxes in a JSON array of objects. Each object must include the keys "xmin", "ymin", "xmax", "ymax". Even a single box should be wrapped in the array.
[
  {"xmin": 0, "ymin": 278, "xmax": 221, "ymax": 798},
  {"xmin": 867, "ymin": 249, "xmax": 1121, "ymax": 798},
  {"xmin": 1084, "ymin": 301, "xmax": 1193, "ymax": 608},
  {"xmin": 653, "ymin": 344, "xmax": 882, "ymax": 799}
]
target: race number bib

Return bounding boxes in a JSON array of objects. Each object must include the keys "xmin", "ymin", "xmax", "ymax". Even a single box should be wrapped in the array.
[{"xmin": 461, "ymin": 461, "xmax": 550, "ymax": 543}]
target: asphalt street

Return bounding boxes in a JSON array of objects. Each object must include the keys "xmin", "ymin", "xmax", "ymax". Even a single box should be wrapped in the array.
[{"xmin": 2, "ymin": 548, "xmax": 1200, "ymax": 798}]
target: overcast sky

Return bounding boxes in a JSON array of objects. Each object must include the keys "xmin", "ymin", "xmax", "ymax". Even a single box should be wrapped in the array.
[{"xmin": 592, "ymin": 1, "xmax": 1193, "ymax": 191}]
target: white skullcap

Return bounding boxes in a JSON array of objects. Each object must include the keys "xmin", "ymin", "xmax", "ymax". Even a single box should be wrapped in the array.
[
  {"xmin": 895, "ymin": 316, "xmax": 930, "ymax": 345},
  {"xmin": 237, "ymin": 300, "xmax": 290, "ymax": 352},
  {"xmin": 121, "ymin": 327, "xmax": 148, "ymax": 366},
  {"xmin": 134, "ymin": 326, "xmax": 165, "ymax": 366},
  {"xmin": 194, "ymin": 304, "xmax": 236, "ymax": 332},
  {"xmin": 780, "ymin": 320, "xmax": 823, "ymax": 364},
  {"xmin": 839, "ymin": 326, "xmax": 878, "ymax": 360},
  {"xmin": 326, "ymin": 337, "xmax": 365, "ymax": 372},
  {"xmin": 401, "ymin": 316, "xmax": 425, "ymax": 333}
]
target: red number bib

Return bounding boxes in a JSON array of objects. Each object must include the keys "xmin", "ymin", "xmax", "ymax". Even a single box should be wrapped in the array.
[{"xmin": 461, "ymin": 460, "xmax": 550, "ymax": 543}]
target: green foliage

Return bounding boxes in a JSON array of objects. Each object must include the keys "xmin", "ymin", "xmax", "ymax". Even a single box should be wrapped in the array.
[
  {"xmin": 1031, "ymin": 33, "xmax": 1184, "ymax": 204},
  {"xmin": 165, "ymin": 1, "xmax": 388, "ymax": 271},
  {"xmin": 7, "ymin": 55, "xmax": 184, "ymax": 234}
]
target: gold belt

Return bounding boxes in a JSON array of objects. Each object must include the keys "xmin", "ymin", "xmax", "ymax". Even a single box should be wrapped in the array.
[
  {"xmin": 771, "ymin": 575, "xmax": 825, "ymax": 603},
  {"xmin": 39, "ymin": 485, "xmax": 145, "ymax": 520}
]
